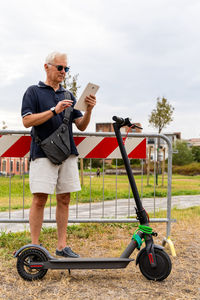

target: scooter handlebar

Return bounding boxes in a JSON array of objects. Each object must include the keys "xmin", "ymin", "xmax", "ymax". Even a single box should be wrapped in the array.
[
  {"xmin": 112, "ymin": 116, "xmax": 143, "ymax": 129},
  {"xmin": 112, "ymin": 116, "xmax": 125, "ymax": 125}
]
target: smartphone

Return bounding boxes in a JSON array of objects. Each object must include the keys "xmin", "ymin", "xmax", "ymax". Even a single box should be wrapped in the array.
[{"xmin": 74, "ymin": 82, "xmax": 99, "ymax": 111}]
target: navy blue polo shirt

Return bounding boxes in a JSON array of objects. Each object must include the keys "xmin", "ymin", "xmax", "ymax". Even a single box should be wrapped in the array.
[{"xmin": 21, "ymin": 81, "xmax": 83, "ymax": 160}]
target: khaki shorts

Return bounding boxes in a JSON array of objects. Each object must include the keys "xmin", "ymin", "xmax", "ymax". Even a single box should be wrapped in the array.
[{"xmin": 29, "ymin": 156, "xmax": 81, "ymax": 194}]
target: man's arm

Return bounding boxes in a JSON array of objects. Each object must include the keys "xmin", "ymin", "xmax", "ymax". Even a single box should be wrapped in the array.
[
  {"xmin": 75, "ymin": 95, "xmax": 96, "ymax": 131},
  {"xmin": 23, "ymin": 110, "xmax": 55, "ymax": 128},
  {"xmin": 22, "ymin": 99, "xmax": 73, "ymax": 128}
]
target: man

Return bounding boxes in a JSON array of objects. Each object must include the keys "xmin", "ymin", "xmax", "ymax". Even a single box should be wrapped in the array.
[{"xmin": 21, "ymin": 51, "xmax": 96, "ymax": 258}]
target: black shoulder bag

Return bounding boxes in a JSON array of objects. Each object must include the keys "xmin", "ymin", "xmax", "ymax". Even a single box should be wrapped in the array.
[{"xmin": 34, "ymin": 93, "xmax": 73, "ymax": 165}]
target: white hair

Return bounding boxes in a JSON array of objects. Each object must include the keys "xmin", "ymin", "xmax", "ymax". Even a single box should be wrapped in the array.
[{"xmin": 45, "ymin": 51, "xmax": 67, "ymax": 64}]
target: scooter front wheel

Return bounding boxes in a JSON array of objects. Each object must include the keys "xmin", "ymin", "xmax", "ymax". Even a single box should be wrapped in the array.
[
  {"xmin": 16, "ymin": 248, "xmax": 48, "ymax": 281},
  {"xmin": 138, "ymin": 248, "xmax": 172, "ymax": 281}
]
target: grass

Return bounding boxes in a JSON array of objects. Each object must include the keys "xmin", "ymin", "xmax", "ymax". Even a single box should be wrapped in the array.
[
  {"xmin": 0, "ymin": 207, "xmax": 200, "ymax": 299},
  {"xmin": 0, "ymin": 206, "xmax": 199, "ymax": 261},
  {"xmin": 149, "ymin": 205, "xmax": 200, "ymax": 221},
  {"xmin": 0, "ymin": 174, "xmax": 200, "ymax": 211},
  {"xmin": 0, "ymin": 223, "xmax": 136, "ymax": 262}
]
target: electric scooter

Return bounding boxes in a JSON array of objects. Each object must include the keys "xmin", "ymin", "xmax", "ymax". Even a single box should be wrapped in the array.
[{"xmin": 14, "ymin": 116, "xmax": 172, "ymax": 281}]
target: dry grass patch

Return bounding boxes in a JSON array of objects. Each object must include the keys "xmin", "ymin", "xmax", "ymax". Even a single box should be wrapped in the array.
[{"xmin": 0, "ymin": 208, "xmax": 200, "ymax": 300}]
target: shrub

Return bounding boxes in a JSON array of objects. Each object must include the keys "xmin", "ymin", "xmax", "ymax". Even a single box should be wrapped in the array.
[
  {"xmin": 192, "ymin": 146, "xmax": 200, "ymax": 162},
  {"xmin": 111, "ymin": 159, "xmax": 124, "ymax": 166},
  {"xmin": 172, "ymin": 162, "xmax": 200, "ymax": 175},
  {"xmin": 173, "ymin": 141, "xmax": 194, "ymax": 165}
]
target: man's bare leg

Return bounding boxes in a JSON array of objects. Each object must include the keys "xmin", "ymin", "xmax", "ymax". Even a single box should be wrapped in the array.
[
  {"xmin": 56, "ymin": 193, "xmax": 70, "ymax": 250},
  {"xmin": 29, "ymin": 193, "xmax": 48, "ymax": 245}
]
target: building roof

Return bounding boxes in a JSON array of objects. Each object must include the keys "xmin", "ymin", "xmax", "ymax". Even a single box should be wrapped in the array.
[{"xmin": 188, "ymin": 138, "xmax": 200, "ymax": 147}]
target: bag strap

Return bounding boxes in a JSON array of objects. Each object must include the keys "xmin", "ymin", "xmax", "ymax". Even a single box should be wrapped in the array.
[
  {"xmin": 63, "ymin": 90, "xmax": 73, "ymax": 124},
  {"xmin": 34, "ymin": 90, "xmax": 73, "ymax": 144},
  {"xmin": 63, "ymin": 106, "xmax": 73, "ymax": 124}
]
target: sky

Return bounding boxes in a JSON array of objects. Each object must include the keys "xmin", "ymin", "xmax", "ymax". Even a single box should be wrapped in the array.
[{"xmin": 0, "ymin": 0, "xmax": 200, "ymax": 139}]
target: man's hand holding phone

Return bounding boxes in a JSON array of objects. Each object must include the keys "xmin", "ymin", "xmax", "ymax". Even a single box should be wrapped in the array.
[{"xmin": 85, "ymin": 94, "xmax": 96, "ymax": 112}]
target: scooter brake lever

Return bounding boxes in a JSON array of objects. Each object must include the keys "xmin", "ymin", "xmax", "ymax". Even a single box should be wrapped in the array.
[
  {"xmin": 134, "ymin": 124, "xmax": 143, "ymax": 130},
  {"xmin": 124, "ymin": 118, "xmax": 132, "ymax": 127}
]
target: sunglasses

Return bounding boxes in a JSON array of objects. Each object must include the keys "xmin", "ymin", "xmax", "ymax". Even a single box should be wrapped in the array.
[{"xmin": 48, "ymin": 63, "xmax": 70, "ymax": 72}]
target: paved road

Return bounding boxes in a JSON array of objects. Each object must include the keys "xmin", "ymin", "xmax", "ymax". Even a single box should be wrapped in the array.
[{"xmin": 0, "ymin": 195, "xmax": 199, "ymax": 232}]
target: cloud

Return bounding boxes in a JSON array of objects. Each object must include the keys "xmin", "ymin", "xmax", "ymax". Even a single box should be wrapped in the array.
[{"xmin": 0, "ymin": 0, "xmax": 200, "ymax": 138}]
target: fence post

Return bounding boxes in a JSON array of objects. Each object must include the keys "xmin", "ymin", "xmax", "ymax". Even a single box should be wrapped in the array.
[
  {"xmin": 147, "ymin": 145, "xmax": 152, "ymax": 186},
  {"xmin": 80, "ymin": 158, "xmax": 84, "ymax": 186},
  {"xmin": 162, "ymin": 147, "xmax": 166, "ymax": 187}
]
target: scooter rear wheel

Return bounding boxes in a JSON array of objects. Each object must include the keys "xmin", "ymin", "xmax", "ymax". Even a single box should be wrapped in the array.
[
  {"xmin": 138, "ymin": 248, "xmax": 172, "ymax": 281},
  {"xmin": 16, "ymin": 248, "xmax": 48, "ymax": 281}
]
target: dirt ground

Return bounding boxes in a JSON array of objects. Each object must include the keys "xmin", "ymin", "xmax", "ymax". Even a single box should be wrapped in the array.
[{"xmin": 0, "ymin": 216, "xmax": 200, "ymax": 300}]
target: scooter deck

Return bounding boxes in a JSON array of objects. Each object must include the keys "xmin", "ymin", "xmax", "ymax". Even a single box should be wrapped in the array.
[{"xmin": 32, "ymin": 257, "xmax": 134, "ymax": 270}]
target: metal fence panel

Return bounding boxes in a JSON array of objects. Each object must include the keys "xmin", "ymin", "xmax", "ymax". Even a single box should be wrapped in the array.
[{"xmin": 0, "ymin": 130, "xmax": 173, "ymax": 238}]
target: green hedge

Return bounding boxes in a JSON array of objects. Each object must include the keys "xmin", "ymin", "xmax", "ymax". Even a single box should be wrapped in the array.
[{"xmin": 172, "ymin": 162, "xmax": 200, "ymax": 175}]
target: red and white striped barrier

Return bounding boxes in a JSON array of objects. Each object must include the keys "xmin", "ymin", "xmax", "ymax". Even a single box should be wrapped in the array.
[
  {"xmin": 0, "ymin": 135, "xmax": 32, "ymax": 158},
  {"xmin": 74, "ymin": 136, "xmax": 146, "ymax": 159},
  {"xmin": 0, "ymin": 135, "xmax": 146, "ymax": 159}
]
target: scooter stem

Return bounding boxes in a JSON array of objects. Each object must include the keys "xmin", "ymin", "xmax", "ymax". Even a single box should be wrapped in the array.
[{"xmin": 113, "ymin": 122, "xmax": 149, "ymax": 225}]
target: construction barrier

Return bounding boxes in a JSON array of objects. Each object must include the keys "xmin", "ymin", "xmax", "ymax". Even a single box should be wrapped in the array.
[{"xmin": 0, "ymin": 130, "xmax": 174, "ymax": 243}]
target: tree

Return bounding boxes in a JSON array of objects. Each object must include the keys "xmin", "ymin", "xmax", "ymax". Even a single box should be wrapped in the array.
[
  {"xmin": 149, "ymin": 97, "xmax": 174, "ymax": 185},
  {"xmin": 63, "ymin": 71, "xmax": 80, "ymax": 98},
  {"xmin": 173, "ymin": 141, "xmax": 194, "ymax": 165},
  {"xmin": 191, "ymin": 146, "xmax": 200, "ymax": 162},
  {"xmin": 148, "ymin": 97, "xmax": 174, "ymax": 133}
]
